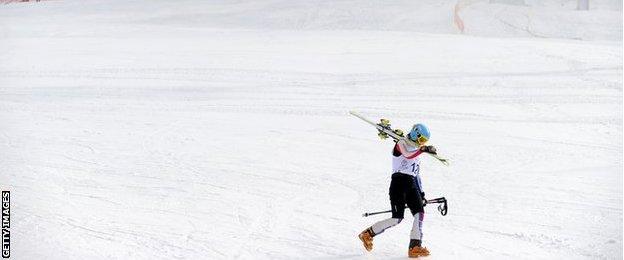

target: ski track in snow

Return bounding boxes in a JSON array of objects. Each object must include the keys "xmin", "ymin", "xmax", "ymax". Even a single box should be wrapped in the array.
[{"xmin": 0, "ymin": 0, "xmax": 622, "ymax": 259}]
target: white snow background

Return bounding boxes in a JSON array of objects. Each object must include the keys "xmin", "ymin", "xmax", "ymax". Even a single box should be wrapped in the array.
[{"xmin": 0, "ymin": 0, "xmax": 621, "ymax": 259}]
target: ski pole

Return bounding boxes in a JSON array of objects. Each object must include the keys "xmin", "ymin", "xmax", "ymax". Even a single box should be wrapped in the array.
[
  {"xmin": 430, "ymin": 197, "xmax": 448, "ymax": 216},
  {"xmin": 362, "ymin": 197, "xmax": 448, "ymax": 217},
  {"xmin": 362, "ymin": 210, "xmax": 392, "ymax": 217}
]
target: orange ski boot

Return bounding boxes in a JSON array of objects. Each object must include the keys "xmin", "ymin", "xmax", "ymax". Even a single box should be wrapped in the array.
[
  {"xmin": 358, "ymin": 228, "xmax": 375, "ymax": 251},
  {"xmin": 408, "ymin": 246, "xmax": 430, "ymax": 258},
  {"xmin": 408, "ymin": 239, "xmax": 430, "ymax": 258}
]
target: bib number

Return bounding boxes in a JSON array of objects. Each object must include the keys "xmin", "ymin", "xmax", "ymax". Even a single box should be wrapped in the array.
[{"xmin": 411, "ymin": 163, "xmax": 419, "ymax": 174}]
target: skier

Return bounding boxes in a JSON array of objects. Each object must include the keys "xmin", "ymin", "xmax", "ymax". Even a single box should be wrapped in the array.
[{"xmin": 358, "ymin": 123, "xmax": 437, "ymax": 258}]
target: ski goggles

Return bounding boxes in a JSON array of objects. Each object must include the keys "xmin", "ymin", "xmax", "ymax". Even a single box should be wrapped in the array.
[{"xmin": 410, "ymin": 134, "xmax": 428, "ymax": 145}]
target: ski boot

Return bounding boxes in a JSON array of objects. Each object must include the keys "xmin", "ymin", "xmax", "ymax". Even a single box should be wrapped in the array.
[
  {"xmin": 358, "ymin": 228, "xmax": 375, "ymax": 251},
  {"xmin": 408, "ymin": 239, "xmax": 430, "ymax": 258}
]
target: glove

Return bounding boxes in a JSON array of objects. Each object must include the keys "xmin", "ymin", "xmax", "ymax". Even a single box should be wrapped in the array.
[
  {"xmin": 378, "ymin": 131, "xmax": 388, "ymax": 140},
  {"xmin": 421, "ymin": 192, "xmax": 427, "ymax": 206},
  {"xmin": 419, "ymin": 145, "xmax": 437, "ymax": 154}
]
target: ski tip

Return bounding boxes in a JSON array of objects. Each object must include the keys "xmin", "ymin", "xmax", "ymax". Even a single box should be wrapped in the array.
[{"xmin": 429, "ymin": 153, "xmax": 450, "ymax": 166}]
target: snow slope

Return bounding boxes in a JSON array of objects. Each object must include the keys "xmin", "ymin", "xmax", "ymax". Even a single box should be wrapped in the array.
[
  {"xmin": 456, "ymin": 0, "xmax": 622, "ymax": 40},
  {"xmin": 0, "ymin": 0, "xmax": 621, "ymax": 259}
]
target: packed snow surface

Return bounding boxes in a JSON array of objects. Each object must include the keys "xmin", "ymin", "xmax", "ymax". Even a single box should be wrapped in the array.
[{"xmin": 0, "ymin": 0, "xmax": 621, "ymax": 259}]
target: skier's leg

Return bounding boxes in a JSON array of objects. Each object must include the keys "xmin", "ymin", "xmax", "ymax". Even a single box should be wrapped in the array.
[
  {"xmin": 372, "ymin": 172, "xmax": 407, "ymax": 235},
  {"xmin": 410, "ymin": 212, "xmax": 424, "ymax": 241},
  {"xmin": 406, "ymin": 179, "xmax": 424, "ymax": 241},
  {"xmin": 406, "ymin": 194, "xmax": 424, "ymax": 242},
  {"xmin": 407, "ymin": 213, "xmax": 429, "ymax": 257},
  {"xmin": 371, "ymin": 217, "xmax": 402, "ymax": 235},
  {"xmin": 406, "ymin": 180, "xmax": 429, "ymax": 257},
  {"xmin": 359, "ymin": 173, "xmax": 406, "ymax": 252}
]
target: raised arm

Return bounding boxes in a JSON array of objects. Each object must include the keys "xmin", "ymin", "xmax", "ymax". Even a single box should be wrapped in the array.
[{"xmin": 396, "ymin": 139, "xmax": 424, "ymax": 159}]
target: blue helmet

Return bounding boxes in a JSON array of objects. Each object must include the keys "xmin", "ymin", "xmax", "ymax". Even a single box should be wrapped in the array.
[{"xmin": 408, "ymin": 124, "xmax": 430, "ymax": 145}]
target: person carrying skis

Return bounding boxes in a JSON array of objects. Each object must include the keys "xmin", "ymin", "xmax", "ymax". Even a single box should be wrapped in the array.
[{"xmin": 358, "ymin": 123, "xmax": 437, "ymax": 258}]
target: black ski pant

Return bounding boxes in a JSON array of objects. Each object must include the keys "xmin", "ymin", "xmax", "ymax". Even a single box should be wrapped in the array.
[{"xmin": 389, "ymin": 172, "xmax": 424, "ymax": 219}]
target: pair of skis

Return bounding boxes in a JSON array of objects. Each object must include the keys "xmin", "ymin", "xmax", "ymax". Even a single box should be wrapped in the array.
[{"xmin": 349, "ymin": 111, "xmax": 449, "ymax": 166}]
